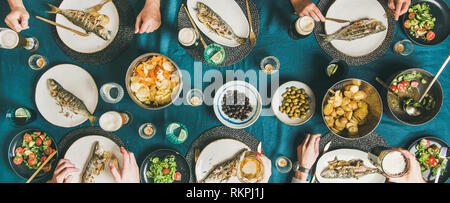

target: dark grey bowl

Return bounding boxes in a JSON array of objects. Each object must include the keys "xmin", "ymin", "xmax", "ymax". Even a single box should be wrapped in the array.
[{"xmin": 386, "ymin": 68, "xmax": 443, "ymax": 125}]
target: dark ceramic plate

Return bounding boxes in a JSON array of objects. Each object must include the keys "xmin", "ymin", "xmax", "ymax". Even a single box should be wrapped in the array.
[
  {"xmin": 401, "ymin": 0, "xmax": 450, "ymax": 46},
  {"xmin": 408, "ymin": 136, "xmax": 449, "ymax": 183},
  {"xmin": 8, "ymin": 129, "xmax": 58, "ymax": 181},
  {"xmin": 140, "ymin": 149, "xmax": 190, "ymax": 183},
  {"xmin": 386, "ymin": 68, "xmax": 443, "ymax": 125}
]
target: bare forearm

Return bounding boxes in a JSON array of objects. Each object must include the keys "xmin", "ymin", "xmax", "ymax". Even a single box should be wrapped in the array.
[
  {"xmin": 145, "ymin": 0, "xmax": 160, "ymax": 8},
  {"xmin": 7, "ymin": 0, "xmax": 25, "ymax": 10},
  {"xmin": 294, "ymin": 171, "xmax": 308, "ymax": 181}
]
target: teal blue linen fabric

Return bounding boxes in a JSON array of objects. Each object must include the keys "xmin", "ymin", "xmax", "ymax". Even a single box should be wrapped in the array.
[{"xmin": 0, "ymin": 0, "xmax": 449, "ymax": 183}]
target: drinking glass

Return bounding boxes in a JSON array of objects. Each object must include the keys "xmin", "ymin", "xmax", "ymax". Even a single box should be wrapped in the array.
[
  {"xmin": 28, "ymin": 54, "xmax": 47, "ymax": 70},
  {"xmin": 139, "ymin": 123, "xmax": 156, "ymax": 140},
  {"xmin": 166, "ymin": 122, "xmax": 188, "ymax": 144},
  {"xmin": 393, "ymin": 39, "xmax": 414, "ymax": 56},
  {"xmin": 100, "ymin": 82, "xmax": 124, "ymax": 103},
  {"xmin": 186, "ymin": 89, "xmax": 203, "ymax": 106},
  {"xmin": 260, "ymin": 56, "xmax": 280, "ymax": 74}
]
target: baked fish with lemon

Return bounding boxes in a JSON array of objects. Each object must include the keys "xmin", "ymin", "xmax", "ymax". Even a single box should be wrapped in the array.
[
  {"xmin": 47, "ymin": 3, "xmax": 111, "ymax": 40},
  {"xmin": 200, "ymin": 149, "xmax": 247, "ymax": 183},
  {"xmin": 82, "ymin": 142, "xmax": 111, "ymax": 183},
  {"xmin": 320, "ymin": 157, "xmax": 381, "ymax": 179},
  {"xmin": 196, "ymin": 2, "xmax": 246, "ymax": 45},
  {"xmin": 319, "ymin": 18, "xmax": 386, "ymax": 45}
]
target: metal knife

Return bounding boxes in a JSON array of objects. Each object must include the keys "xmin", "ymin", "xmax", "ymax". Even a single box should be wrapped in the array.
[
  {"xmin": 257, "ymin": 142, "xmax": 262, "ymax": 154},
  {"xmin": 435, "ymin": 147, "xmax": 447, "ymax": 183}
]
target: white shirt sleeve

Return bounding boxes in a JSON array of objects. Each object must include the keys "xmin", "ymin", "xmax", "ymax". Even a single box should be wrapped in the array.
[{"xmin": 291, "ymin": 177, "xmax": 309, "ymax": 183}]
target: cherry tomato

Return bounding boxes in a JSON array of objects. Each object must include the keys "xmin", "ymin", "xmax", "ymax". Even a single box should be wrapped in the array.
[
  {"xmin": 43, "ymin": 139, "xmax": 52, "ymax": 146},
  {"xmin": 427, "ymin": 156, "xmax": 438, "ymax": 167},
  {"xmin": 173, "ymin": 171, "xmax": 181, "ymax": 181},
  {"xmin": 408, "ymin": 12, "xmax": 416, "ymax": 19},
  {"xmin": 42, "ymin": 164, "xmax": 52, "ymax": 172},
  {"xmin": 15, "ymin": 147, "xmax": 23, "ymax": 156},
  {"xmin": 44, "ymin": 147, "xmax": 53, "ymax": 155},
  {"xmin": 36, "ymin": 138, "xmax": 42, "ymax": 146},
  {"xmin": 24, "ymin": 133, "xmax": 32, "ymax": 142},
  {"xmin": 389, "ymin": 85, "xmax": 398, "ymax": 93},
  {"xmin": 162, "ymin": 168, "xmax": 170, "ymax": 175},
  {"xmin": 34, "ymin": 131, "xmax": 41, "ymax": 135},
  {"xmin": 404, "ymin": 20, "xmax": 412, "ymax": 29},
  {"xmin": 401, "ymin": 81, "xmax": 410, "ymax": 87},
  {"xmin": 397, "ymin": 83, "xmax": 406, "ymax": 92},
  {"xmin": 411, "ymin": 81, "xmax": 419, "ymax": 88},
  {"xmin": 426, "ymin": 31, "xmax": 435, "ymax": 41},
  {"xmin": 39, "ymin": 134, "xmax": 46, "ymax": 140},
  {"xmin": 28, "ymin": 158, "xmax": 37, "ymax": 166},
  {"xmin": 13, "ymin": 156, "xmax": 23, "ymax": 165},
  {"xmin": 28, "ymin": 152, "xmax": 36, "ymax": 160},
  {"xmin": 40, "ymin": 156, "xmax": 47, "ymax": 163}
]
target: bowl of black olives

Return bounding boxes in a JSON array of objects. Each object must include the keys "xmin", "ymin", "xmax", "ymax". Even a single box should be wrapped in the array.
[
  {"xmin": 213, "ymin": 81, "xmax": 262, "ymax": 129},
  {"xmin": 271, "ymin": 81, "xmax": 316, "ymax": 126}
]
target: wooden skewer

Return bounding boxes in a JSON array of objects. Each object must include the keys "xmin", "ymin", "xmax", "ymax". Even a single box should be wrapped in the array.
[
  {"xmin": 183, "ymin": 5, "xmax": 207, "ymax": 49},
  {"xmin": 26, "ymin": 150, "xmax": 57, "ymax": 183},
  {"xmin": 36, "ymin": 16, "xmax": 89, "ymax": 37}
]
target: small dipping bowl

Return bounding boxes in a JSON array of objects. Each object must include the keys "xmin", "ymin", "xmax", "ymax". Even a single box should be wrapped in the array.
[
  {"xmin": 28, "ymin": 54, "xmax": 47, "ymax": 70},
  {"xmin": 260, "ymin": 56, "xmax": 280, "ymax": 74},
  {"xmin": 204, "ymin": 43, "xmax": 226, "ymax": 65},
  {"xmin": 186, "ymin": 89, "xmax": 204, "ymax": 106},
  {"xmin": 275, "ymin": 156, "xmax": 292, "ymax": 173},
  {"xmin": 393, "ymin": 39, "xmax": 414, "ymax": 56},
  {"xmin": 100, "ymin": 82, "xmax": 124, "ymax": 104},
  {"xmin": 138, "ymin": 123, "xmax": 156, "ymax": 140}
]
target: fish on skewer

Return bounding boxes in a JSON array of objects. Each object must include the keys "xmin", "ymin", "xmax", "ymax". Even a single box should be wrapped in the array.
[
  {"xmin": 82, "ymin": 142, "xmax": 111, "ymax": 183},
  {"xmin": 319, "ymin": 18, "xmax": 386, "ymax": 45},
  {"xmin": 320, "ymin": 157, "xmax": 381, "ymax": 179},
  {"xmin": 200, "ymin": 149, "xmax": 247, "ymax": 183},
  {"xmin": 195, "ymin": 2, "xmax": 247, "ymax": 45},
  {"xmin": 46, "ymin": 3, "xmax": 111, "ymax": 40},
  {"xmin": 47, "ymin": 78, "xmax": 97, "ymax": 126}
]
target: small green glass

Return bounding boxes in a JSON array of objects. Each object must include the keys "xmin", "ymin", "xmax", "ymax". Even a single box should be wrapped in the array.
[
  {"xmin": 204, "ymin": 43, "xmax": 226, "ymax": 65},
  {"xmin": 165, "ymin": 122, "xmax": 188, "ymax": 144}
]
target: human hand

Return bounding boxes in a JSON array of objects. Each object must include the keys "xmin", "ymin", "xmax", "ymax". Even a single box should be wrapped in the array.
[
  {"xmin": 257, "ymin": 153, "xmax": 272, "ymax": 183},
  {"xmin": 47, "ymin": 159, "xmax": 80, "ymax": 183},
  {"xmin": 388, "ymin": 0, "xmax": 411, "ymax": 21},
  {"xmin": 384, "ymin": 147, "xmax": 426, "ymax": 183},
  {"xmin": 109, "ymin": 147, "xmax": 140, "ymax": 183},
  {"xmin": 297, "ymin": 133, "xmax": 321, "ymax": 169},
  {"xmin": 291, "ymin": 0, "xmax": 325, "ymax": 22},
  {"xmin": 135, "ymin": 0, "xmax": 161, "ymax": 34},
  {"xmin": 5, "ymin": 5, "xmax": 29, "ymax": 32}
]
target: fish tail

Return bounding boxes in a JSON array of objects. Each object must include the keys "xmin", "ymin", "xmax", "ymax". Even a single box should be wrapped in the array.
[
  {"xmin": 318, "ymin": 34, "xmax": 333, "ymax": 46},
  {"xmin": 47, "ymin": 3, "xmax": 61, "ymax": 14},
  {"xmin": 234, "ymin": 36, "xmax": 247, "ymax": 45},
  {"xmin": 88, "ymin": 114, "xmax": 98, "ymax": 126}
]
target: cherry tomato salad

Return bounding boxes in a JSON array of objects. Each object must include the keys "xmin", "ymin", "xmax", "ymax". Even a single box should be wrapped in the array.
[
  {"xmin": 404, "ymin": 3, "xmax": 436, "ymax": 41},
  {"xmin": 390, "ymin": 72, "xmax": 427, "ymax": 94},
  {"xmin": 13, "ymin": 131, "xmax": 54, "ymax": 172},
  {"xmin": 145, "ymin": 155, "xmax": 181, "ymax": 183},
  {"xmin": 415, "ymin": 139, "xmax": 449, "ymax": 177}
]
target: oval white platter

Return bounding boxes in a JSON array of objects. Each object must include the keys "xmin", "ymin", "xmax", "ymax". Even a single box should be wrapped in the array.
[
  {"xmin": 64, "ymin": 135, "xmax": 123, "ymax": 183},
  {"xmin": 35, "ymin": 64, "xmax": 98, "ymax": 128},
  {"xmin": 55, "ymin": 0, "xmax": 119, "ymax": 53},
  {"xmin": 324, "ymin": 0, "xmax": 388, "ymax": 57},
  {"xmin": 187, "ymin": 0, "xmax": 249, "ymax": 47},
  {"xmin": 315, "ymin": 148, "xmax": 386, "ymax": 183}
]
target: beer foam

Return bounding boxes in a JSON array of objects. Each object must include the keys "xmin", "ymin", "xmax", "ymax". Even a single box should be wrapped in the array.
[
  {"xmin": 295, "ymin": 16, "xmax": 315, "ymax": 35},
  {"xmin": 382, "ymin": 151, "xmax": 407, "ymax": 176},
  {"xmin": 99, "ymin": 111, "xmax": 123, "ymax": 132},
  {"xmin": 0, "ymin": 29, "xmax": 19, "ymax": 49},
  {"xmin": 178, "ymin": 28, "xmax": 196, "ymax": 46}
]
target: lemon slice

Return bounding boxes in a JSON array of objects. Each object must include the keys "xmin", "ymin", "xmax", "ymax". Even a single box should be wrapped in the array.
[
  {"xmin": 15, "ymin": 108, "xmax": 30, "ymax": 118},
  {"xmin": 210, "ymin": 51, "xmax": 223, "ymax": 64},
  {"xmin": 177, "ymin": 129, "xmax": 187, "ymax": 142}
]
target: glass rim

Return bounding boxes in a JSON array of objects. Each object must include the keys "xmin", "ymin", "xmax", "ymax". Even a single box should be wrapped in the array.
[{"xmin": 28, "ymin": 54, "xmax": 47, "ymax": 70}]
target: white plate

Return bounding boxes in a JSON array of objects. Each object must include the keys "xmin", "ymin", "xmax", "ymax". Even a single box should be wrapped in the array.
[
  {"xmin": 64, "ymin": 135, "xmax": 123, "ymax": 183},
  {"xmin": 195, "ymin": 139, "xmax": 250, "ymax": 183},
  {"xmin": 35, "ymin": 64, "xmax": 98, "ymax": 128},
  {"xmin": 315, "ymin": 149, "xmax": 386, "ymax": 183},
  {"xmin": 325, "ymin": 0, "xmax": 388, "ymax": 57},
  {"xmin": 271, "ymin": 81, "xmax": 316, "ymax": 126},
  {"xmin": 55, "ymin": 0, "xmax": 119, "ymax": 53},
  {"xmin": 213, "ymin": 81, "xmax": 262, "ymax": 129},
  {"xmin": 187, "ymin": 0, "xmax": 249, "ymax": 47}
]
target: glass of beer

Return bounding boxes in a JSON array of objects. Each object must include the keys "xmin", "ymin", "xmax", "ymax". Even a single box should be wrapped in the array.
[
  {"xmin": 237, "ymin": 151, "xmax": 264, "ymax": 183},
  {"xmin": 178, "ymin": 27, "xmax": 199, "ymax": 49},
  {"xmin": 99, "ymin": 111, "xmax": 132, "ymax": 132},
  {"xmin": 288, "ymin": 16, "xmax": 315, "ymax": 40},
  {"xmin": 0, "ymin": 28, "xmax": 39, "ymax": 51},
  {"xmin": 368, "ymin": 147, "xmax": 409, "ymax": 178}
]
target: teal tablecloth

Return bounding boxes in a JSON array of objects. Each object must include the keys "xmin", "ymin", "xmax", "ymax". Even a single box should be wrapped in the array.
[{"xmin": 0, "ymin": 0, "xmax": 449, "ymax": 183}]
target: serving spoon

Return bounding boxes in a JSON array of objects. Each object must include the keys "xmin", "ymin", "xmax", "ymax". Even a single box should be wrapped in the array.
[{"xmin": 405, "ymin": 54, "xmax": 450, "ymax": 116}]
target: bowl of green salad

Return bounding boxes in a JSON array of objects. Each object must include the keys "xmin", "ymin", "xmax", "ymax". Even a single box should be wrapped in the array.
[{"xmin": 140, "ymin": 149, "xmax": 190, "ymax": 183}]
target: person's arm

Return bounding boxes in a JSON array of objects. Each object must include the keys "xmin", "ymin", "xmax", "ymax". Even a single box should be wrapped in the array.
[
  {"xmin": 135, "ymin": 0, "xmax": 161, "ymax": 34},
  {"xmin": 388, "ymin": 0, "xmax": 411, "ymax": 21},
  {"xmin": 290, "ymin": 0, "xmax": 325, "ymax": 22},
  {"xmin": 109, "ymin": 147, "xmax": 140, "ymax": 183},
  {"xmin": 5, "ymin": 0, "xmax": 29, "ymax": 32},
  {"xmin": 292, "ymin": 133, "xmax": 321, "ymax": 183}
]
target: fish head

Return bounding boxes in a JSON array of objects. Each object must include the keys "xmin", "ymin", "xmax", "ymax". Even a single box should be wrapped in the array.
[
  {"xmin": 47, "ymin": 78, "xmax": 60, "ymax": 90},
  {"xmin": 372, "ymin": 20, "xmax": 387, "ymax": 32}
]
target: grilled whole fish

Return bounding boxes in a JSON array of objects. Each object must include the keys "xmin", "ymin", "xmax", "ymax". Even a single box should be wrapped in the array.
[
  {"xmin": 82, "ymin": 142, "xmax": 111, "ymax": 183},
  {"xmin": 319, "ymin": 18, "xmax": 386, "ymax": 45},
  {"xmin": 196, "ymin": 2, "xmax": 246, "ymax": 45},
  {"xmin": 200, "ymin": 149, "xmax": 247, "ymax": 183},
  {"xmin": 47, "ymin": 3, "xmax": 111, "ymax": 40},
  {"xmin": 47, "ymin": 78, "xmax": 97, "ymax": 126},
  {"xmin": 320, "ymin": 157, "xmax": 381, "ymax": 179}
]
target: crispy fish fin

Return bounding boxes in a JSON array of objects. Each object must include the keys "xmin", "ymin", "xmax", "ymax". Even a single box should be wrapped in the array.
[
  {"xmin": 46, "ymin": 3, "xmax": 61, "ymax": 14},
  {"xmin": 318, "ymin": 34, "xmax": 333, "ymax": 46},
  {"xmin": 88, "ymin": 114, "xmax": 98, "ymax": 126}
]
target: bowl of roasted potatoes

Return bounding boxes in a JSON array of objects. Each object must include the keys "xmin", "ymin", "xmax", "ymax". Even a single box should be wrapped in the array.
[{"xmin": 322, "ymin": 79, "xmax": 382, "ymax": 139}]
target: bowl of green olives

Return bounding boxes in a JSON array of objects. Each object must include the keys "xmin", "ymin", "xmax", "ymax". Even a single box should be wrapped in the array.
[{"xmin": 271, "ymin": 81, "xmax": 316, "ymax": 126}]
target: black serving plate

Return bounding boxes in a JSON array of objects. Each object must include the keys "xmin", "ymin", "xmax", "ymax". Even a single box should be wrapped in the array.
[
  {"xmin": 8, "ymin": 129, "xmax": 58, "ymax": 181},
  {"xmin": 401, "ymin": 0, "xmax": 450, "ymax": 46},
  {"xmin": 140, "ymin": 149, "xmax": 190, "ymax": 183},
  {"xmin": 408, "ymin": 136, "xmax": 449, "ymax": 183}
]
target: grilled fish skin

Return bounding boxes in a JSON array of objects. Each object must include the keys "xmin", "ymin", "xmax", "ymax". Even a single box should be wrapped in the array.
[
  {"xmin": 320, "ymin": 157, "xmax": 381, "ymax": 179},
  {"xmin": 200, "ymin": 149, "xmax": 247, "ymax": 183},
  {"xmin": 82, "ymin": 142, "xmax": 110, "ymax": 183},
  {"xmin": 319, "ymin": 18, "xmax": 386, "ymax": 45},
  {"xmin": 196, "ymin": 2, "xmax": 247, "ymax": 45},
  {"xmin": 47, "ymin": 78, "xmax": 97, "ymax": 126},
  {"xmin": 47, "ymin": 3, "xmax": 111, "ymax": 41}
]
